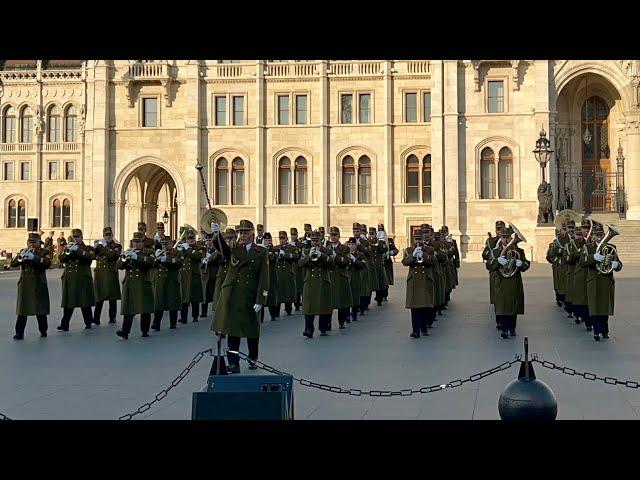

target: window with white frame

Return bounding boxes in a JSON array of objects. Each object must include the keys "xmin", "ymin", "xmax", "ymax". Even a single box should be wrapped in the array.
[
  {"xmin": 232, "ymin": 96, "xmax": 244, "ymax": 125},
  {"xmin": 7, "ymin": 198, "xmax": 26, "ymax": 228},
  {"xmin": 47, "ymin": 106, "xmax": 61, "ymax": 142},
  {"xmin": 340, "ymin": 92, "xmax": 372, "ymax": 124},
  {"xmin": 487, "ymin": 80, "xmax": 504, "ymax": 113},
  {"xmin": 277, "ymin": 95, "xmax": 290, "ymax": 125},
  {"xmin": 3, "ymin": 162, "xmax": 14, "ymax": 181},
  {"xmin": 20, "ymin": 162, "xmax": 30, "ymax": 181},
  {"xmin": 20, "ymin": 106, "xmax": 33, "ymax": 143},
  {"xmin": 65, "ymin": 161, "xmax": 74, "ymax": 180},
  {"xmin": 215, "ymin": 96, "xmax": 227, "ymax": 126},
  {"xmin": 341, "ymin": 154, "xmax": 372, "ymax": 204},
  {"xmin": 48, "ymin": 161, "xmax": 58, "ymax": 180},
  {"xmin": 480, "ymin": 147, "xmax": 496, "ymax": 199},
  {"xmin": 498, "ymin": 147, "xmax": 513, "ymax": 199},
  {"xmin": 142, "ymin": 98, "xmax": 158, "ymax": 127},
  {"xmin": 295, "ymin": 95, "xmax": 307, "ymax": 125},
  {"xmin": 277, "ymin": 155, "xmax": 308, "ymax": 205},
  {"xmin": 2, "ymin": 106, "xmax": 17, "ymax": 143},
  {"xmin": 405, "ymin": 92, "xmax": 417, "ymax": 123},
  {"xmin": 52, "ymin": 197, "xmax": 71, "ymax": 227},
  {"xmin": 423, "ymin": 91, "xmax": 431, "ymax": 122},
  {"xmin": 64, "ymin": 105, "xmax": 77, "ymax": 141},
  {"xmin": 405, "ymin": 153, "xmax": 432, "ymax": 203},
  {"xmin": 214, "ymin": 156, "xmax": 245, "ymax": 205}
]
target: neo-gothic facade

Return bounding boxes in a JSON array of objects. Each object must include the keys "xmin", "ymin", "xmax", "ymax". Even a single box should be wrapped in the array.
[{"xmin": 1, "ymin": 60, "xmax": 639, "ymax": 261}]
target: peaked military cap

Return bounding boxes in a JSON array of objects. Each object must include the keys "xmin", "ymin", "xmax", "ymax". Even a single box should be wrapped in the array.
[
  {"xmin": 581, "ymin": 219, "xmax": 591, "ymax": 228},
  {"xmin": 225, "ymin": 228, "xmax": 236, "ymax": 236},
  {"xmin": 103, "ymin": 227, "xmax": 113, "ymax": 235},
  {"xmin": 263, "ymin": 232, "xmax": 272, "ymax": 240},
  {"xmin": 378, "ymin": 223, "xmax": 385, "ymax": 230},
  {"xmin": 156, "ymin": 222, "xmax": 165, "ymax": 229},
  {"xmin": 346, "ymin": 237, "xmax": 356, "ymax": 244},
  {"xmin": 278, "ymin": 231, "xmax": 288, "ymax": 238},
  {"xmin": 495, "ymin": 220, "xmax": 506, "ymax": 227},
  {"xmin": 138, "ymin": 222, "xmax": 147, "ymax": 228},
  {"xmin": 256, "ymin": 224, "xmax": 264, "ymax": 230},
  {"xmin": 290, "ymin": 227, "xmax": 298, "ymax": 235},
  {"xmin": 304, "ymin": 223, "xmax": 312, "ymax": 230},
  {"xmin": 501, "ymin": 226, "xmax": 514, "ymax": 236},
  {"xmin": 132, "ymin": 232, "xmax": 145, "ymax": 241},
  {"xmin": 71, "ymin": 228, "xmax": 82, "ymax": 237},
  {"xmin": 28, "ymin": 232, "xmax": 41, "ymax": 242},
  {"xmin": 310, "ymin": 230, "xmax": 321, "ymax": 240},
  {"xmin": 352, "ymin": 222, "xmax": 360, "ymax": 229},
  {"xmin": 238, "ymin": 219, "xmax": 254, "ymax": 232},
  {"xmin": 329, "ymin": 226, "xmax": 340, "ymax": 236}
]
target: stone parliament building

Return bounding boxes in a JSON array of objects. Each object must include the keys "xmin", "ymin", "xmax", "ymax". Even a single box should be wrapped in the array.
[{"xmin": 1, "ymin": 60, "xmax": 639, "ymax": 262}]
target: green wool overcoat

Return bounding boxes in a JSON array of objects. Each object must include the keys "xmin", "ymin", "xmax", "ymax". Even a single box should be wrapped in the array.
[
  {"xmin": 60, "ymin": 244, "xmax": 96, "ymax": 308},
  {"xmin": 12, "ymin": 247, "xmax": 51, "ymax": 316},
  {"xmin": 93, "ymin": 242, "xmax": 122, "ymax": 301}
]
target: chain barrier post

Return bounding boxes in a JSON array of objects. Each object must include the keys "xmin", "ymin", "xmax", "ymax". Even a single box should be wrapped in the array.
[{"xmin": 498, "ymin": 337, "xmax": 558, "ymax": 420}]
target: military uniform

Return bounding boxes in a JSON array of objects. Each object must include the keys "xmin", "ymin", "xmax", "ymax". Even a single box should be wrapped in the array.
[
  {"xmin": 345, "ymin": 236, "xmax": 366, "ymax": 323},
  {"xmin": 275, "ymin": 231, "xmax": 299, "ymax": 316},
  {"xmin": 262, "ymin": 233, "xmax": 280, "ymax": 321},
  {"xmin": 151, "ymin": 237, "xmax": 183, "ymax": 330},
  {"xmin": 200, "ymin": 234, "xmax": 221, "ymax": 318},
  {"xmin": 212, "ymin": 220, "xmax": 270, "ymax": 372},
  {"xmin": 385, "ymin": 237, "xmax": 399, "ymax": 297},
  {"xmin": 567, "ymin": 225, "xmax": 590, "ymax": 328},
  {"xmin": 116, "ymin": 232, "xmax": 155, "ymax": 339},
  {"xmin": 291, "ymin": 227, "xmax": 304, "ymax": 311},
  {"xmin": 12, "ymin": 233, "xmax": 51, "ymax": 339},
  {"xmin": 178, "ymin": 231, "xmax": 205, "ymax": 323},
  {"xmin": 562, "ymin": 221, "xmax": 578, "ymax": 319},
  {"xmin": 212, "ymin": 228, "xmax": 236, "ymax": 312},
  {"xmin": 545, "ymin": 237, "xmax": 563, "ymax": 307},
  {"xmin": 327, "ymin": 227, "xmax": 353, "ymax": 328},
  {"xmin": 300, "ymin": 230, "xmax": 334, "ymax": 337},
  {"xmin": 402, "ymin": 233, "xmax": 436, "ymax": 337},
  {"xmin": 255, "ymin": 224, "xmax": 265, "ymax": 246},
  {"xmin": 137, "ymin": 222, "xmax": 155, "ymax": 251},
  {"xmin": 579, "ymin": 223, "xmax": 623, "ymax": 340},
  {"xmin": 486, "ymin": 227, "xmax": 530, "ymax": 338},
  {"xmin": 482, "ymin": 221, "xmax": 505, "ymax": 328},
  {"xmin": 55, "ymin": 233, "xmax": 67, "ymax": 268},
  {"xmin": 370, "ymin": 227, "xmax": 390, "ymax": 306},
  {"xmin": 92, "ymin": 227, "xmax": 122, "ymax": 325},
  {"xmin": 354, "ymin": 224, "xmax": 372, "ymax": 314},
  {"xmin": 58, "ymin": 229, "xmax": 96, "ymax": 331}
]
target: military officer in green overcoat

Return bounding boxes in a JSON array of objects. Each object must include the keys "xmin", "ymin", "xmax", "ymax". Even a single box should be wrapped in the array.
[
  {"xmin": 545, "ymin": 233, "xmax": 562, "ymax": 307},
  {"xmin": 151, "ymin": 236, "xmax": 183, "ymax": 330},
  {"xmin": 212, "ymin": 220, "xmax": 270, "ymax": 373},
  {"xmin": 54, "ymin": 231, "xmax": 67, "ymax": 268},
  {"xmin": 567, "ymin": 222, "xmax": 590, "ymax": 328},
  {"xmin": 354, "ymin": 223, "xmax": 371, "ymax": 314},
  {"xmin": 554, "ymin": 221, "xmax": 570, "ymax": 308},
  {"xmin": 436, "ymin": 229, "xmax": 453, "ymax": 310},
  {"xmin": 423, "ymin": 226, "xmax": 444, "ymax": 323},
  {"xmin": 561, "ymin": 220, "xmax": 578, "ymax": 319},
  {"xmin": 12, "ymin": 232, "xmax": 51, "ymax": 340},
  {"xmin": 263, "ymin": 232, "xmax": 280, "ymax": 322},
  {"xmin": 58, "ymin": 228, "xmax": 96, "ymax": 332},
  {"xmin": 255, "ymin": 224, "xmax": 265, "ymax": 246},
  {"xmin": 290, "ymin": 227, "xmax": 304, "ymax": 311},
  {"xmin": 369, "ymin": 226, "xmax": 389, "ymax": 306},
  {"xmin": 116, "ymin": 232, "xmax": 155, "ymax": 339},
  {"xmin": 275, "ymin": 230, "xmax": 298, "ymax": 316},
  {"xmin": 384, "ymin": 235, "xmax": 399, "ymax": 301},
  {"xmin": 199, "ymin": 233, "xmax": 220, "ymax": 318},
  {"xmin": 177, "ymin": 229, "xmax": 205, "ymax": 324},
  {"xmin": 92, "ymin": 226, "xmax": 122, "ymax": 325},
  {"xmin": 402, "ymin": 232, "xmax": 436, "ymax": 338},
  {"xmin": 300, "ymin": 230, "xmax": 334, "ymax": 337},
  {"xmin": 482, "ymin": 220, "xmax": 504, "ymax": 327},
  {"xmin": 327, "ymin": 226, "xmax": 353, "ymax": 329},
  {"xmin": 579, "ymin": 221, "xmax": 623, "ymax": 341},
  {"xmin": 359, "ymin": 224, "xmax": 376, "ymax": 310},
  {"xmin": 153, "ymin": 221, "xmax": 166, "ymax": 250},
  {"xmin": 346, "ymin": 236, "xmax": 366, "ymax": 323},
  {"xmin": 486, "ymin": 226, "xmax": 530, "ymax": 339}
]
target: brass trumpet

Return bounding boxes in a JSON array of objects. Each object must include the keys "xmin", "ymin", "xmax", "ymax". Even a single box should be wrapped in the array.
[{"xmin": 16, "ymin": 247, "xmax": 34, "ymax": 262}]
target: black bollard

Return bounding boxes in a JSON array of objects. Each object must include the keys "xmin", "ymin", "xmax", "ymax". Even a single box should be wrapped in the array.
[
  {"xmin": 498, "ymin": 337, "xmax": 557, "ymax": 420},
  {"xmin": 209, "ymin": 332, "xmax": 228, "ymax": 376}
]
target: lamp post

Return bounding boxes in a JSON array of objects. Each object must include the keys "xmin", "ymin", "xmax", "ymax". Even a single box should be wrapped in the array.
[
  {"xmin": 533, "ymin": 127, "xmax": 553, "ymax": 183},
  {"xmin": 162, "ymin": 210, "xmax": 169, "ymax": 225},
  {"xmin": 534, "ymin": 127, "xmax": 554, "ymax": 224}
]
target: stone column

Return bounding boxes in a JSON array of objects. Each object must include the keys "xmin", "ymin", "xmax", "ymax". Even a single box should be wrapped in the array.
[
  {"xmin": 256, "ymin": 60, "xmax": 266, "ymax": 226},
  {"xmin": 625, "ymin": 115, "xmax": 640, "ymax": 220},
  {"xmin": 430, "ymin": 60, "xmax": 445, "ymax": 228},
  {"xmin": 319, "ymin": 61, "xmax": 330, "ymax": 228},
  {"xmin": 184, "ymin": 61, "xmax": 202, "ymax": 228},
  {"xmin": 35, "ymin": 60, "xmax": 43, "ymax": 223},
  {"xmin": 88, "ymin": 60, "xmax": 110, "ymax": 239},
  {"xmin": 443, "ymin": 60, "xmax": 460, "ymax": 236},
  {"xmin": 383, "ymin": 61, "xmax": 394, "ymax": 233}
]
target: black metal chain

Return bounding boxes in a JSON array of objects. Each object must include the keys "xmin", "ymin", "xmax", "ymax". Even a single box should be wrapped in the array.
[
  {"xmin": 118, "ymin": 348, "xmax": 213, "ymax": 420},
  {"xmin": 0, "ymin": 412, "xmax": 12, "ymax": 421},
  {"xmin": 230, "ymin": 350, "xmax": 522, "ymax": 397},
  {"xmin": 531, "ymin": 355, "xmax": 640, "ymax": 389}
]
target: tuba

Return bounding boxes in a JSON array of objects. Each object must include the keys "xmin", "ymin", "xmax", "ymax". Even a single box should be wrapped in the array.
[
  {"xmin": 499, "ymin": 222, "xmax": 527, "ymax": 278},
  {"xmin": 595, "ymin": 224, "xmax": 620, "ymax": 275}
]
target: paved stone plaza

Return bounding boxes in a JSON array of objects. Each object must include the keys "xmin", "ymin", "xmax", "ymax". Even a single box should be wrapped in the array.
[{"xmin": 1, "ymin": 262, "xmax": 640, "ymax": 420}]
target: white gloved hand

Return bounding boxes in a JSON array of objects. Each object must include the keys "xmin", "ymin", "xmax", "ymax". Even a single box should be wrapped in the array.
[
  {"xmin": 360, "ymin": 234, "xmax": 367, "ymax": 240},
  {"xmin": 289, "ymin": 240, "xmax": 296, "ymax": 246},
  {"xmin": 279, "ymin": 250, "xmax": 285, "ymax": 257},
  {"xmin": 161, "ymin": 254, "xmax": 168, "ymax": 263},
  {"xmin": 100, "ymin": 239, "xmax": 107, "ymax": 247},
  {"xmin": 412, "ymin": 247, "xmax": 421, "ymax": 257},
  {"xmin": 350, "ymin": 254, "xmax": 356, "ymax": 262},
  {"xmin": 183, "ymin": 244, "xmax": 191, "ymax": 251},
  {"xmin": 25, "ymin": 251, "xmax": 35, "ymax": 260},
  {"xmin": 211, "ymin": 222, "xmax": 220, "ymax": 235},
  {"xmin": 377, "ymin": 231, "xmax": 384, "ymax": 240},
  {"xmin": 516, "ymin": 259, "xmax": 523, "ymax": 268},
  {"xmin": 593, "ymin": 252, "xmax": 605, "ymax": 262},
  {"xmin": 130, "ymin": 251, "xmax": 138, "ymax": 261},
  {"xmin": 154, "ymin": 234, "xmax": 161, "ymax": 242},
  {"xmin": 69, "ymin": 244, "xmax": 79, "ymax": 252},
  {"xmin": 497, "ymin": 256, "xmax": 508, "ymax": 266},
  {"xmin": 612, "ymin": 260, "xmax": 620, "ymax": 269},
  {"xmin": 253, "ymin": 304, "xmax": 263, "ymax": 313}
]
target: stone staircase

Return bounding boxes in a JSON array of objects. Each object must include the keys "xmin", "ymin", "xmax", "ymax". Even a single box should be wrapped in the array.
[{"xmin": 587, "ymin": 213, "xmax": 640, "ymax": 264}]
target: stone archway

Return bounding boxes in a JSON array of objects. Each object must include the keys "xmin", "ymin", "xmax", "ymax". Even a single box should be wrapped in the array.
[
  {"xmin": 555, "ymin": 72, "xmax": 625, "ymax": 214},
  {"xmin": 113, "ymin": 157, "xmax": 185, "ymax": 243}
]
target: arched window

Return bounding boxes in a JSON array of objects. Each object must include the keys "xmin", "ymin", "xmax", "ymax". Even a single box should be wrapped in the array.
[
  {"xmin": 231, "ymin": 157, "xmax": 244, "ymax": 205},
  {"xmin": 358, "ymin": 155, "xmax": 371, "ymax": 204},
  {"xmin": 20, "ymin": 107, "xmax": 33, "ymax": 143},
  {"xmin": 480, "ymin": 147, "xmax": 495, "ymax": 199},
  {"xmin": 342, "ymin": 156, "xmax": 355, "ymax": 204},
  {"xmin": 7, "ymin": 199, "xmax": 17, "ymax": 228},
  {"xmin": 581, "ymin": 96, "xmax": 610, "ymax": 166},
  {"xmin": 278, "ymin": 157, "xmax": 292, "ymax": 204},
  {"xmin": 53, "ymin": 199, "xmax": 61, "ymax": 227},
  {"xmin": 498, "ymin": 147, "xmax": 513, "ymax": 199},
  {"xmin": 294, "ymin": 156, "xmax": 307, "ymax": 204},
  {"xmin": 64, "ymin": 105, "xmax": 77, "ymax": 142},
  {"xmin": 215, "ymin": 157, "xmax": 228, "ymax": 205},
  {"xmin": 422, "ymin": 154, "xmax": 432, "ymax": 203},
  {"xmin": 62, "ymin": 198, "xmax": 71, "ymax": 227},
  {"xmin": 17, "ymin": 199, "xmax": 26, "ymax": 228},
  {"xmin": 3, "ymin": 106, "xmax": 17, "ymax": 143},
  {"xmin": 47, "ymin": 106, "xmax": 61, "ymax": 142},
  {"xmin": 406, "ymin": 154, "xmax": 420, "ymax": 203}
]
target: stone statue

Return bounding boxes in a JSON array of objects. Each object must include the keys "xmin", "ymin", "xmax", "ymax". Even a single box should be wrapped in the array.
[
  {"xmin": 78, "ymin": 105, "xmax": 86, "ymax": 136},
  {"xmin": 537, "ymin": 181, "xmax": 554, "ymax": 224},
  {"xmin": 34, "ymin": 105, "xmax": 43, "ymax": 138},
  {"xmin": 564, "ymin": 187, "xmax": 573, "ymax": 210}
]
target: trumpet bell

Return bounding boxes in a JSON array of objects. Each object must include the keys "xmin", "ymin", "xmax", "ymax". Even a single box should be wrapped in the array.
[{"xmin": 200, "ymin": 208, "xmax": 228, "ymax": 234}]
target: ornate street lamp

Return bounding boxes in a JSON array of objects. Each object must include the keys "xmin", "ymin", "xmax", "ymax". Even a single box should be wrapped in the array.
[
  {"xmin": 583, "ymin": 76, "xmax": 592, "ymax": 146},
  {"xmin": 533, "ymin": 127, "xmax": 553, "ymax": 183},
  {"xmin": 162, "ymin": 210, "xmax": 169, "ymax": 224},
  {"xmin": 534, "ymin": 127, "xmax": 554, "ymax": 224}
]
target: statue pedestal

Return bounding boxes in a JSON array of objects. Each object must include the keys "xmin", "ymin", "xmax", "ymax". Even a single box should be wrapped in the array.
[{"xmin": 534, "ymin": 225, "xmax": 556, "ymax": 263}]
